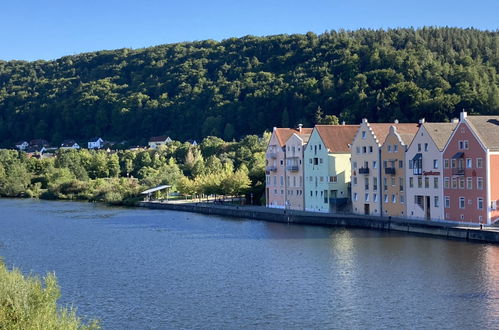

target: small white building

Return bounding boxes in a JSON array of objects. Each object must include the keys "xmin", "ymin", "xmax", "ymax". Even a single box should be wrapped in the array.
[
  {"xmin": 15, "ymin": 141, "xmax": 29, "ymax": 150},
  {"xmin": 88, "ymin": 137, "xmax": 104, "ymax": 149},
  {"xmin": 60, "ymin": 140, "xmax": 81, "ymax": 149},
  {"xmin": 148, "ymin": 136, "xmax": 172, "ymax": 149}
]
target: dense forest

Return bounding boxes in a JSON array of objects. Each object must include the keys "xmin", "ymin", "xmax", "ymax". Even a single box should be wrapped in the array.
[{"xmin": 0, "ymin": 27, "xmax": 498, "ymax": 145}]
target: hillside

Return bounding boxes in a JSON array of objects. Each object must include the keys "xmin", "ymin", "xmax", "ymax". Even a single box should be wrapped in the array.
[{"xmin": 0, "ymin": 27, "xmax": 498, "ymax": 145}]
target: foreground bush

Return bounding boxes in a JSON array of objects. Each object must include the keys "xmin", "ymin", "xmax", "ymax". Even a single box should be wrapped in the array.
[{"xmin": 0, "ymin": 261, "xmax": 99, "ymax": 329}]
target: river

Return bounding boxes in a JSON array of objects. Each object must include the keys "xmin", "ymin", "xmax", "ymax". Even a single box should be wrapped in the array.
[{"xmin": 0, "ymin": 199, "xmax": 497, "ymax": 329}]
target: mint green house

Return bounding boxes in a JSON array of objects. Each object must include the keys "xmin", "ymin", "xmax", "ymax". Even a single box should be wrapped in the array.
[{"xmin": 304, "ymin": 125, "xmax": 359, "ymax": 212}]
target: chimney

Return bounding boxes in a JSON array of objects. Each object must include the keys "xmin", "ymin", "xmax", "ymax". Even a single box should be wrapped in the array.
[
  {"xmin": 341, "ymin": 121, "xmax": 345, "ymax": 125},
  {"xmin": 460, "ymin": 110, "xmax": 467, "ymax": 121},
  {"xmin": 418, "ymin": 118, "xmax": 425, "ymax": 124},
  {"xmin": 394, "ymin": 119, "xmax": 399, "ymax": 124},
  {"xmin": 298, "ymin": 123, "xmax": 303, "ymax": 132},
  {"xmin": 362, "ymin": 118, "xmax": 368, "ymax": 124},
  {"xmin": 451, "ymin": 118, "xmax": 459, "ymax": 123},
  {"xmin": 273, "ymin": 127, "xmax": 277, "ymax": 131}
]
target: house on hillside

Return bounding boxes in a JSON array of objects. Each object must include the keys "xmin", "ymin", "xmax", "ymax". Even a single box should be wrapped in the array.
[
  {"xmin": 60, "ymin": 140, "xmax": 81, "ymax": 149},
  {"xmin": 148, "ymin": 136, "xmax": 172, "ymax": 149},
  {"xmin": 15, "ymin": 141, "xmax": 29, "ymax": 151},
  {"xmin": 187, "ymin": 139, "xmax": 198, "ymax": 146},
  {"xmin": 88, "ymin": 137, "xmax": 104, "ymax": 149}
]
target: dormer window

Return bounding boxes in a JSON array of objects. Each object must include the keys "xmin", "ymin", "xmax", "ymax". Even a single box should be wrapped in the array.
[{"xmin": 362, "ymin": 131, "xmax": 366, "ymax": 139}]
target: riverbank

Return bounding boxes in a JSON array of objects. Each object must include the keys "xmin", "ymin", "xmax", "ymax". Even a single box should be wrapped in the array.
[{"xmin": 139, "ymin": 200, "xmax": 499, "ymax": 244}]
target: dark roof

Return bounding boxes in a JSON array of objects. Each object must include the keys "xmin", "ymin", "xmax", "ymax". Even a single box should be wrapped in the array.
[
  {"xmin": 422, "ymin": 122, "xmax": 458, "ymax": 151},
  {"xmin": 61, "ymin": 140, "xmax": 79, "ymax": 147},
  {"xmin": 466, "ymin": 116, "xmax": 499, "ymax": 151},
  {"xmin": 315, "ymin": 125, "xmax": 359, "ymax": 153},
  {"xmin": 89, "ymin": 137, "xmax": 103, "ymax": 142},
  {"xmin": 149, "ymin": 136, "xmax": 170, "ymax": 142}
]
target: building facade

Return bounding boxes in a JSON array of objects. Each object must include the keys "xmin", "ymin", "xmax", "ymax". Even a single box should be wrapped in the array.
[
  {"xmin": 351, "ymin": 120, "xmax": 419, "ymax": 216},
  {"xmin": 265, "ymin": 126, "xmax": 312, "ymax": 209},
  {"xmin": 284, "ymin": 133, "xmax": 311, "ymax": 210},
  {"xmin": 443, "ymin": 113, "xmax": 499, "ymax": 225},
  {"xmin": 304, "ymin": 125, "xmax": 358, "ymax": 213},
  {"xmin": 405, "ymin": 122, "xmax": 457, "ymax": 221},
  {"xmin": 380, "ymin": 126, "xmax": 417, "ymax": 217}
]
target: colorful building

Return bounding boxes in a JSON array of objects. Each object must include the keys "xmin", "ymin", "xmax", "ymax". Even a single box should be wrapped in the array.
[
  {"xmin": 351, "ymin": 119, "xmax": 419, "ymax": 216},
  {"xmin": 405, "ymin": 121, "xmax": 458, "ymax": 221},
  {"xmin": 380, "ymin": 125, "xmax": 418, "ymax": 217},
  {"xmin": 265, "ymin": 126, "xmax": 312, "ymax": 209},
  {"xmin": 284, "ymin": 132, "xmax": 311, "ymax": 210},
  {"xmin": 443, "ymin": 112, "xmax": 499, "ymax": 225},
  {"xmin": 304, "ymin": 124, "xmax": 359, "ymax": 212}
]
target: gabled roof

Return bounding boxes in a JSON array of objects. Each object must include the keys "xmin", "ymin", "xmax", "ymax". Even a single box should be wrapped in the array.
[
  {"xmin": 89, "ymin": 137, "xmax": 103, "ymax": 142},
  {"xmin": 466, "ymin": 116, "xmax": 499, "ymax": 151},
  {"xmin": 368, "ymin": 123, "xmax": 419, "ymax": 146},
  {"xmin": 422, "ymin": 122, "xmax": 458, "ymax": 151},
  {"xmin": 61, "ymin": 140, "xmax": 79, "ymax": 147},
  {"xmin": 273, "ymin": 127, "xmax": 313, "ymax": 147},
  {"xmin": 315, "ymin": 125, "xmax": 359, "ymax": 153},
  {"xmin": 149, "ymin": 136, "xmax": 170, "ymax": 142}
]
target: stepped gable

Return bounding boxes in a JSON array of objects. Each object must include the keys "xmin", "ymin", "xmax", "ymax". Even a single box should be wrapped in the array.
[
  {"xmin": 315, "ymin": 125, "xmax": 359, "ymax": 152},
  {"xmin": 421, "ymin": 122, "xmax": 458, "ymax": 151},
  {"xmin": 368, "ymin": 123, "xmax": 420, "ymax": 145},
  {"xmin": 466, "ymin": 116, "xmax": 499, "ymax": 151}
]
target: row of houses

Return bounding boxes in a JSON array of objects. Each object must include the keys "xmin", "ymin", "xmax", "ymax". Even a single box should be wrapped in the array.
[
  {"xmin": 15, "ymin": 138, "xmax": 105, "ymax": 152},
  {"xmin": 265, "ymin": 112, "xmax": 499, "ymax": 226}
]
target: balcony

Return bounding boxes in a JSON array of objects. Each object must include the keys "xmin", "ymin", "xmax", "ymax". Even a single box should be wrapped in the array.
[
  {"xmin": 265, "ymin": 165, "xmax": 277, "ymax": 172},
  {"xmin": 452, "ymin": 168, "xmax": 465, "ymax": 176},
  {"xmin": 286, "ymin": 165, "xmax": 299, "ymax": 171},
  {"xmin": 358, "ymin": 167, "xmax": 370, "ymax": 175},
  {"xmin": 384, "ymin": 167, "xmax": 396, "ymax": 175}
]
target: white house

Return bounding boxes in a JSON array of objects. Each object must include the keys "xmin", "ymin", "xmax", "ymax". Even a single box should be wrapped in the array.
[
  {"xmin": 60, "ymin": 140, "xmax": 81, "ymax": 149},
  {"xmin": 88, "ymin": 138, "xmax": 104, "ymax": 149},
  {"xmin": 148, "ymin": 136, "xmax": 172, "ymax": 149},
  {"xmin": 15, "ymin": 141, "xmax": 29, "ymax": 150}
]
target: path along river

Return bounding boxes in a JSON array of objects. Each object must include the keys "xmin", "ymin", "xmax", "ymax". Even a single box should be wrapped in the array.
[{"xmin": 0, "ymin": 199, "xmax": 498, "ymax": 329}]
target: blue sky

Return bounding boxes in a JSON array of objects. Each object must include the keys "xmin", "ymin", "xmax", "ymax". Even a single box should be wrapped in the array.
[{"xmin": 1, "ymin": 0, "xmax": 497, "ymax": 61}]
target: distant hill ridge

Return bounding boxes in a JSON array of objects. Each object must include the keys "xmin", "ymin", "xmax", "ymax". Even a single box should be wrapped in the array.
[{"xmin": 0, "ymin": 27, "xmax": 498, "ymax": 146}]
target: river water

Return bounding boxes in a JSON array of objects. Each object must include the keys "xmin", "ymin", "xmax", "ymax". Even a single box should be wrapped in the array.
[{"xmin": 0, "ymin": 199, "xmax": 497, "ymax": 329}]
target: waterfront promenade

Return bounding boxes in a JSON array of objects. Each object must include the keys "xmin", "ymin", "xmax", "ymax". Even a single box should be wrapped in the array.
[{"xmin": 140, "ymin": 200, "xmax": 499, "ymax": 244}]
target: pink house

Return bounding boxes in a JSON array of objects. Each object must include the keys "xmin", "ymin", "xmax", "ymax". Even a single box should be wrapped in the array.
[
  {"xmin": 443, "ymin": 112, "xmax": 499, "ymax": 225},
  {"xmin": 265, "ymin": 126, "xmax": 312, "ymax": 209}
]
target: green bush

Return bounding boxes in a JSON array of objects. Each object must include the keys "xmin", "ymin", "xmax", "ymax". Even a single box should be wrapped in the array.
[{"xmin": 0, "ymin": 260, "xmax": 99, "ymax": 329}]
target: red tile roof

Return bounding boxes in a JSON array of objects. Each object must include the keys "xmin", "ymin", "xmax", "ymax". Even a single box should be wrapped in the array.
[
  {"xmin": 315, "ymin": 125, "xmax": 360, "ymax": 153},
  {"xmin": 274, "ymin": 127, "xmax": 313, "ymax": 147},
  {"xmin": 368, "ymin": 123, "xmax": 420, "ymax": 145}
]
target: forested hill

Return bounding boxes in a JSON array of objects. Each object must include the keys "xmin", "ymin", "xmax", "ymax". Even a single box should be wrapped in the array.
[{"xmin": 0, "ymin": 27, "xmax": 498, "ymax": 145}]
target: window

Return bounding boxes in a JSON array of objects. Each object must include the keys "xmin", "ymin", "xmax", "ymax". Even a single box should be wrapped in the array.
[
  {"xmin": 459, "ymin": 178, "xmax": 465, "ymax": 189},
  {"xmin": 433, "ymin": 177, "xmax": 438, "ymax": 189},
  {"xmin": 424, "ymin": 143, "xmax": 428, "ymax": 151},
  {"xmin": 445, "ymin": 196, "xmax": 450, "ymax": 208},
  {"xmin": 409, "ymin": 177, "xmax": 414, "ymax": 188},
  {"xmin": 477, "ymin": 158, "xmax": 483, "ymax": 168},
  {"xmin": 418, "ymin": 144, "xmax": 421, "ymax": 152},
  {"xmin": 362, "ymin": 131, "xmax": 366, "ymax": 139},
  {"xmin": 313, "ymin": 158, "xmax": 318, "ymax": 165},
  {"xmin": 391, "ymin": 177, "xmax": 395, "ymax": 186},
  {"xmin": 383, "ymin": 160, "xmax": 388, "ymax": 168},
  {"xmin": 353, "ymin": 161, "xmax": 357, "ymax": 169},
  {"xmin": 477, "ymin": 198, "xmax": 484, "ymax": 210},
  {"xmin": 444, "ymin": 159, "xmax": 449, "ymax": 169},
  {"xmin": 280, "ymin": 160, "xmax": 284, "ymax": 165},
  {"xmin": 434, "ymin": 196, "xmax": 439, "ymax": 208},
  {"xmin": 373, "ymin": 194, "xmax": 378, "ymax": 202},
  {"xmin": 464, "ymin": 140, "xmax": 469, "ymax": 149},
  {"xmin": 477, "ymin": 177, "xmax": 483, "ymax": 190},
  {"xmin": 318, "ymin": 144, "xmax": 322, "ymax": 150},
  {"xmin": 392, "ymin": 194, "xmax": 396, "ymax": 203},
  {"xmin": 320, "ymin": 158, "xmax": 323, "ymax": 164},
  {"xmin": 459, "ymin": 197, "xmax": 465, "ymax": 209},
  {"xmin": 356, "ymin": 147, "xmax": 360, "ymax": 154},
  {"xmin": 418, "ymin": 177, "xmax": 423, "ymax": 188},
  {"xmin": 388, "ymin": 145, "xmax": 391, "ymax": 152},
  {"xmin": 451, "ymin": 159, "xmax": 456, "ymax": 168},
  {"xmin": 353, "ymin": 176, "xmax": 357, "ymax": 185},
  {"xmin": 433, "ymin": 160, "xmax": 438, "ymax": 169},
  {"xmin": 394, "ymin": 145, "xmax": 398, "ymax": 152},
  {"xmin": 399, "ymin": 177, "xmax": 404, "ymax": 191},
  {"xmin": 369, "ymin": 146, "xmax": 373, "ymax": 153},
  {"xmin": 309, "ymin": 158, "xmax": 312, "ymax": 164},
  {"xmin": 362, "ymin": 146, "xmax": 367, "ymax": 154},
  {"xmin": 399, "ymin": 160, "xmax": 403, "ymax": 168},
  {"xmin": 425, "ymin": 177, "xmax": 430, "ymax": 188},
  {"xmin": 364, "ymin": 177, "xmax": 369, "ymax": 190},
  {"xmin": 280, "ymin": 176, "xmax": 284, "ymax": 186},
  {"xmin": 444, "ymin": 177, "xmax": 449, "ymax": 188},
  {"xmin": 409, "ymin": 161, "xmax": 413, "ymax": 169},
  {"xmin": 373, "ymin": 177, "xmax": 378, "ymax": 190},
  {"xmin": 365, "ymin": 193, "xmax": 369, "ymax": 202},
  {"xmin": 320, "ymin": 176, "xmax": 324, "ymax": 182},
  {"xmin": 466, "ymin": 158, "xmax": 472, "ymax": 168},
  {"xmin": 400, "ymin": 195, "xmax": 405, "ymax": 204},
  {"xmin": 353, "ymin": 193, "xmax": 358, "ymax": 201},
  {"xmin": 458, "ymin": 141, "xmax": 464, "ymax": 150},
  {"xmin": 384, "ymin": 178, "xmax": 388, "ymax": 191},
  {"xmin": 330, "ymin": 176, "xmax": 338, "ymax": 183},
  {"xmin": 451, "ymin": 178, "xmax": 457, "ymax": 189},
  {"xmin": 384, "ymin": 194, "xmax": 388, "ymax": 203},
  {"xmin": 467, "ymin": 177, "xmax": 472, "ymax": 189}
]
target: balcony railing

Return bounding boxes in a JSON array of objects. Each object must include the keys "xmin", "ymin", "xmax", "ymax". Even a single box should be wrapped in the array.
[
  {"xmin": 452, "ymin": 168, "xmax": 465, "ymax": 176},
  {"xmin": 286, "ymin": 165, "xmax": 299, "ymax": 171},
  {"xmin": 266, "ymin": 165, "xmax": 277, "ymax": 172},
  {"xmin": 384, "ymin": 167, "xmax": 396, "ymax": 175},
  {"xmin": 358, "ymin": 167, "xmax": 370, "ymax": 175}
]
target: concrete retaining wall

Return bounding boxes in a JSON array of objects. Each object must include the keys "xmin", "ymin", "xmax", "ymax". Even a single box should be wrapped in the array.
[{"xmin": 139, "ymin": 202, "xmax": 499, "ymax": 244}]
